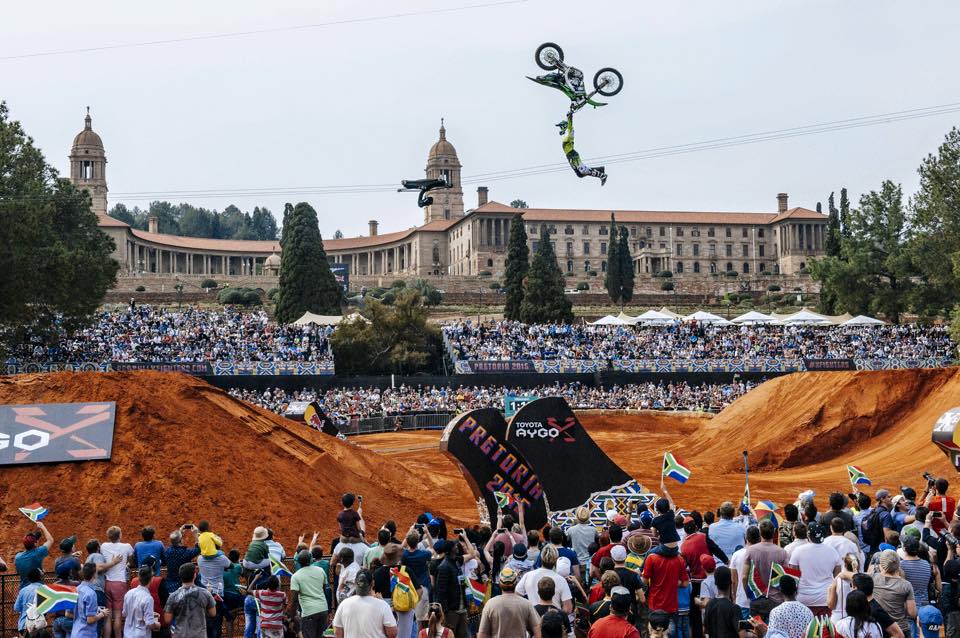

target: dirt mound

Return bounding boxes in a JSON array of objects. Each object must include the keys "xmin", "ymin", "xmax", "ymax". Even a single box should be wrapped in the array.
[{"xmin": 0, "ymin": 371, "xmax": 456, "ymax": 558}]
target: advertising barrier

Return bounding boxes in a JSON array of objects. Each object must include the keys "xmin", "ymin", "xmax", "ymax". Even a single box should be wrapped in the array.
[{"xmin": 111, "ymin": 361, "xmax": 212, "ymax": 374}]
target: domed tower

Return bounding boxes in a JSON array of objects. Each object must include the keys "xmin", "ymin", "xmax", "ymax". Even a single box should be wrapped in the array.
[
  {"xmin": 69, "ymin": 107, "xmax": 108, "ymax": 216},
  {"xmin": 423, "ymin": 119, "xmax": 464, "ymax": 223}
]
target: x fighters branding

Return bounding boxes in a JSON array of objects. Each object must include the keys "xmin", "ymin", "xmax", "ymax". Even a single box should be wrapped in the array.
[{"xmin": 512, "ymin": 416, "xmax": 576, "ymax": 442}]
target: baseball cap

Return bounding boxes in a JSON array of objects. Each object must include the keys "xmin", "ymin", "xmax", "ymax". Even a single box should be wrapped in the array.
[
  {"xmin": 606, "ymin": 509, "xmax": 618, "ymax": 522},
  {"xmin": 807, "ymin": 522, "xmax": 826, "ymax": 543},
  {"xmin": 613, "ymin": 514, "xmax": 628, "ymax": 528},
  {"xmin": 901, "ymin": 486, "xmax": 917, "ymax": 501},
  {"xmin": 556, "ymin": 556, "xmax": 571, "ymax": 578},
  {"xmin": 512, "ymin": 543, "xmax": 528, "ymax": 559},
  {"xmin": 878, "ymin": 543, "xmax": 896, "ymax": 552},
  {"xmin": 891, "ymin": 494, "xmax": 906, "ymax": 508},
  {"xmin": 59, "ymin": 535, "xmax": 77, "ymax": 552},
  {"xmin": 611, "ymin": 545, "xmax": 628, "ymax": 562},
  {"xmin": 700, "ymin": 555, "xmax": 717, "ymax": 572},
  {"xmin": 499, "ymin": 566, "xmax": 518, "ymax": 586},
  {"xmin": 23, "ymin": 535, "xmax": 36, "ymax": 549},
  {"xmin": 433, "ymin": 539, "xmax": 448, "ymax": 554},
  {"xmin": 919, "ymin": 605, "xmax": 944, "ymax": 638},
  {"xmin": 639, "ymin": 511, "xmax": 654, "ymax": 527},
  {"xmin": 610, "ymin": 586, "xmax": 632, "ymax": 614},
  {"xmin": 649, "ymin": 610, "xmax": 671, "ymax": 630},
  {"xmin": 875, "ymin": 489, "xmax": 891, "ymax": 500}
]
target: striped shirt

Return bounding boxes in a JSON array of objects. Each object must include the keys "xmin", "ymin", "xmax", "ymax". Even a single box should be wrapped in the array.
[
  {"xmin": 900, "ymin": 558, "xmax": 932, "ymax": 605},
  {"xmin": 253, "ymin": 589, "xmax": 287, "ymax": 630}
]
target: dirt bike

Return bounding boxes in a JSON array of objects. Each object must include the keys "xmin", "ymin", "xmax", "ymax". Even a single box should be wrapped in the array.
[
  {"xmin": 398, "ymin": 176, "xmax": 451, "ymax": 208},
  {"xmin": 527, "ymin": 42, "xmax": 623, "ymax": 111}
]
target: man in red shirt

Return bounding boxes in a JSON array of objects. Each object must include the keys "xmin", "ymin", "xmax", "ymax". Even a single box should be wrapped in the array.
[
  {"xmin": 587, "ymin": 587, "xmax": 640, "ymax": 638},
  {"xmin": 924, "ymin": 478, "xmax": 955, "ymax": 533},
  {"xmin": 591, "ymin": 524, "xmax": 624, "ymax": 579},
  {"xmin": 642, "ymin": 548, "xmax": 689, "ymax": 623}
]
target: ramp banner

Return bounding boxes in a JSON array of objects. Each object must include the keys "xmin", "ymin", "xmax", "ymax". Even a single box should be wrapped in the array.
[
  {"xmin": 285, "ymin": 401, "xmax": 339, "ymax": 436},
  {"xmin": 440, "ymin": 409, "xmax": 549, "ymax": 530},
  {"xmin": 933, "ymin": 408, "xmax": 960, "ymax": 470},
  {"xmin": 0, "ymin": 402, "xmax": 116, "ymax": 466},
  {"xmin": 803, "ymin": 359, "xmax": 856, "ymax": 371},
  {"xmin": 506, "ymin": 397, "xmax": 653, "ymax": 525},
  {"xmin": 111, "ymin": 361, "xmax": 212, "ymax": 374}
]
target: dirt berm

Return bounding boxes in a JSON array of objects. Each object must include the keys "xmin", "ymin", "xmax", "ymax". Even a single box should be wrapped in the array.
[{"xmin": 0, "ymin": 371, "xmax": 457, "ymax": 558}]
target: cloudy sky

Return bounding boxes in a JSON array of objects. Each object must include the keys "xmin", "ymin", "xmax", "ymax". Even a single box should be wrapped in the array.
[{"xmin": 3, "ymin": 0, "xmax": 959, "ymax": 238}]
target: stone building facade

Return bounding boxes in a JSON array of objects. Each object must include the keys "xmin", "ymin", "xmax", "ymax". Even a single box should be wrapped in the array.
[{"xmin": 73, "ymin": 112, "xmax": 827, "ymax": 284}]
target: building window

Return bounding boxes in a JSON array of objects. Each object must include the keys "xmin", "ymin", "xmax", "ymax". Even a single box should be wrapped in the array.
[
  {"xmin": 566, "ymin": 241, "xmax": 573, "ymax": 255},
  {"xmin": 693, "ymin": 262, "xmax": 700, "ymax": 273},
  {"xmin": 759, "ymin": 244, "xmax": 765, "ymax": 257},
  {"xmin": 758, "ymin": 228, "xmax": 765, "ymax": 238},
  {"xmin": 487, "ymin": 258, "xmax": 493, "ymax": 268},
  {"xmin": 566, "ymin": 260, "xmax": 573, "ymax": 273},
  {"xmin": 584, "ymin": 261, "xmax": 591, "ymax": 272},
  {"xmin": 742, "ymin": 228, "xmax": 748, "ymax": 238},
  {"xmin": 659, "ymin": 243, "xmax": 666, "ymax": 249},
  {"xmin": 726, "ymin": 262, "xmax": 733, "ymax": 272},
  {"xmin": 583, "ymin": 241, "xmax": 590, "ymax": 254},
  {"xmin": 529, "ymin": 226, "xmax": 536, "ymax": 235},
  {"xmin": 710, "ymin": 262, "xmax": 717, "ymax": 274},
  {"xmin": 725, "ymin": 244, "xmax": 732, "ymax": 257},
  {"xmin": 693, "ymin": 243, "xmax": 700, "ymax": 256},
  {"xmin": 532, "ymin": 241, "xmax": 539, "ymax": 252},
  {"xmin": 564, "ymin": 225, "xmax": 574, "ymax": 235},
  {"xmin": 676, "ymin": 227, "xmax": 684, "ymax": 237},
  {"xmin": 691, "ymin": 227, "xmax": 700, "ymax": 237},
  {"xmin": 444, "ymin": 209, "xmax": 450, "ymax": 220},
  {"xmin": 759, "ymin": 262, "xmax": 767, "ymax": 272},
  {"xmin": 708, "ymin": 244, "xmax": 717, "ymax": 257},
  {"xmin": 601, "ymin": 260, "xmax": 607, "ymax": 272},
  {"xmin": 600, "ymin": 226, "xmax": 608, "ymax": 235},
  {"xmin": 582, "ymin": 225, "xmax": 589, "ymax": 235},
  {"xmin": 645, "ymin": 226, "xmax": 652, "ymax": 238},
  {"xmin": 659, "ymin": 226, "xmax": 666, "ymax": 237},
  {"xmin": 630, "ymin": 227, "xmax": 637, "ymax": 237},
  {"xmin": 707, "ymin": 227, "xmax": 715, "ymax": 237},
  {"xmin": 742, "ymin": 244, "xmax": 749, "ymax": 257},
  {"xmin": 676, "ymin": 261, "xmax": 684, "ymax": 273},
  {"xmin": 548, "ymin": 225, "xmax": 557, "ymax": 234},
  {"xmin": 676, "ymin": 244, "xmax": 683, "ymax": 256},
  {"xmin": 601, "ymin": 242, "xmax": 607, "ymax": 255},
  {"xmin": 725, "ymin": 227, "xmax": 732, "ymax": 238},
  {"xmin": 743, "ymin": 262, "xmax": 750, "ymax": 273}
]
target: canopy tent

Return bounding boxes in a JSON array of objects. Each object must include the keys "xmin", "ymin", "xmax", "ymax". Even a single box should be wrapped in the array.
[
  {"xmin": 682, "ymin": 310, "xmax": 732, "ymax": 326},
  {"xmin": 633, "ymin": 310, "xmax": 678, "ymax": 325},
  {"xmin": 731, "ymin": 310, "xmax": 778, "ymax": 325},
  {"xmin": 778, "ymin": 309, "xmax": 833, "ymax": 325},
  {"xmin": 590, "ymin": 315, "xmax": 629, "ymax": 325},
  {"xmin": 292, "ymin": 312, "xmax": 344, "ymax": 326},
  {"xmin": 658, "ymin": 307, "xmax": 682, "ymax": 319},
  {"xmin": 842, "ymin": 314, "xmax": 885, "ymax": 326}
]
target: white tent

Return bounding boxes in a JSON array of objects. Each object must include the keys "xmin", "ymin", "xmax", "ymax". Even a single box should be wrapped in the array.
[
  {"xmin": 292, "ymin": 312, "xmax": 344, "ymax": 326},
  {"xmin": 779, "ymin": 309, "xmax": 833, "ymax": 325},
  {"xmin": 590, "ymin": 315, "xmax": 629, "ymax": 325},
  {"xmin": 682, "ymin": 310, "xmax": 732, "ymax": 325},
  {"xmin": 731, "ymin": 310, "xmax": 778, "ymax": 325},
  {"xmin": 658, "ymin": 307, "xmax": 682, "ymax": 319},
  {"xmin": 633, "ymin": 310, "xmax": 677, "ymax": 325},
  {"xmin": 842, "ymin": 314, "xmax": 885, "ymax": 326}
]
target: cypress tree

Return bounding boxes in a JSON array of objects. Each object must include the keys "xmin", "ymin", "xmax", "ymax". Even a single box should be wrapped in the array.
[
  {"xmin": 825, "ymin": 192, "xmax": 841, "ymax": 257},
  {"xmin": 275, "ymin": 202, "xmax": 341, "ymax": 323},
  {"xmin": 839, "ymin": 188, "xmax": 851, "ymax": 239},
  {"xmin": 503, "ymin": 215, "xmax": 529, "ymax": 320},
  {"xmin": 617, "ymin": 226, "xmax": 635, "ymax": 306},
  {"xmin": 604, "ymin": 214, "xmax": 622, "ymax": 304},
  {"xmin": 279, "ymin": 202, "xmax": 294, "ymax": 249},
  {"xmin": 520, "ymin": 226, "xmax": 573, "ymax": 323}
]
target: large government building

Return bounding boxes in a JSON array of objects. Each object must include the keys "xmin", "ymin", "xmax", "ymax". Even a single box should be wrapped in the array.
[{"xmin": 72, "ymin": 111, "xmax": 828, "ymax": 283}]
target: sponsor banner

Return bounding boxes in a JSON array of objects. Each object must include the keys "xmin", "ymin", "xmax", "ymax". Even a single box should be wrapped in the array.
[
  {"xmin": 506, "ymin": 397, "xmax": 635, "ymax": 513},
  {"xmin": 803, "ymin": 358, "xmax": 856, "ymax": 372},
  {"xmin": 111, "ymin": 361, "xmax": 212, "ymax": 374},
  {"xmin": 4, "ymin": 362, "xmax": 111, "ymax": 375},
  {"xmin": 330, "ymin": 263, "xmax": 350, "ymax": 293},
  {"xmin": 933, "ymin": 408, "xmax": 960, "ymax": 469},
  {"xmin": 504, "ymin": 394, "xmax": 538, "ymax": 419},
  {"xmin": 0, "ymin": 402, "xmax": 116, "ymax": 466},
  {"xmin": 210, "ymin": 361, "xmax": 336, "ymax": 376},
  {"xmin": 439, "ymin": 409, "xmax": 549, "ymax": 530},
  {"xmin": 467, "ymin": 361, "xmax": 536, "ymax": 373}
]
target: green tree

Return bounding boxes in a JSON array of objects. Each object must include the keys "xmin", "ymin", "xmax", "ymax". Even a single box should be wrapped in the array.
[
  {"xmin": 0, "ymin": 101, "xmax": 119, "ymax": 354},
  {"xmin": 811, "ymin": 181, "xmax": 914, "ymax": 322},
  {"xmin": 839, "ymin": 187, "xmax": 851, "ymax": 239},
  {"xmin": 178, "ymin": 204, "xmax": 216, "ymax": 238},
  {"xmin": 510, "ymin": 199, "xmax": 529, "ymax": 209},
  {"xmin": 909, "ymin": 127, "xmax": 960, "ymax": 314},
  {"xmin": 333, "ymin": 229, "xmax": 344, "ymax": 239},
  {"xmin": 147, "ymin": 201, "xmax": 180, "ymax": 234},
  {"xmin": 503, "ymin": 215, "xmax": 529, "ymax": 320},
  {"xmin": 604, "ymin": 214, "xmax": 622, "ymax": 304},
  {"xmin": 275, "ymin": 202, "xmax": 341, "ymax": 323},
  {"xmin": 251, "ymin": 206, "xmax": 278, "ymax": 240},
  {"xmin": 330, "ymin": 290, "xmax": 442, "ymax": 374},
  {"xmin": 825, "ymin": 191, "xmax": 841, "ymax": 257},
  {"xmin": 617, "ymin": 226, "xmax": 635, "ymax": 305},
  {"xmin": 520, "ymin": 227, "xmax": 572, "ymax": 323},
  {"xmin": 279, "ymin": 203, "xmax": 294, "ymax": 248}
]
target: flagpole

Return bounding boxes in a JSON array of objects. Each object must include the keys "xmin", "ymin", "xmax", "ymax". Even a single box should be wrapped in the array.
[{"xmin": 743, "ymin": 450, "xmax": 750, "ymax": 507}]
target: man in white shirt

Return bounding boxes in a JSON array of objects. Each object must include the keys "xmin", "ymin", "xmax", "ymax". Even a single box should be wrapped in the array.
[
  {"xmin": 332, "ymin": 570, "xmax": 397, "ymax": 638},
  {"xmin": 122, "ymin": 566, "xmax": 161, "ymax": 638},
  {"xmin": 822, "ymin": 518, "xmax": 863, "ymax": 569},
  {"xmin": 789, "ymin": 522, "xmax": 842, "ymax": 617},
  {"xmin": 783, "ymin": 522, "xmax": 809, "ymax": 559},
  {"xmin": 101, "ymin": 525, "xmax": 135, "ymax": 638},
  {"xmin": 516, "ymin": 546, "xmax": 573, "ymax": 614},
  {"xmin": 728, "ymin": 526, "xmax": 758, "ymax": 614}
]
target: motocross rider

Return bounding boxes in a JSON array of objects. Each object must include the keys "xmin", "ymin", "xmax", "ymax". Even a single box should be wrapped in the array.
[{"xmin": 556, "ymin": 110, "xmax": 607, "ymax": 185}]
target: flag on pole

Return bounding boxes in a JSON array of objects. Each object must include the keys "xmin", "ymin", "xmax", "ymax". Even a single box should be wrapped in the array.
[
  {"xmin": 493, "ymin": 491, "xmax": 516, "ymax": 510},
  {"xmin": 769, "ymin": 562, "xmax": 801, "ymax": 588},
  {"xmin": 662, "ymin": 452, "xmax": 692, "ymax": 484},
  {"xmin": 847, "ymin": 465, "xmax": 872, "ymax": 486},
  {"xmin": 745, "ymin": 560, "xmax": 767, "ymax": 600},
  {"xmin": 269, "ymin": 555, "xmax": 292, "ymax": 578},
  {"xmin": 804, "ymin": 617, "xmax": 821, "ymax": 638},
  {"xmin": 18, "ymin": 503, "xmax": 49, "ymax": 523},
  {"xmin": 742, "ymin": 482, "xmax": 751, "ymax": 510},
  {"xmin": 34, "ymin": 584, "xmax": 77, "ymax": 614}
]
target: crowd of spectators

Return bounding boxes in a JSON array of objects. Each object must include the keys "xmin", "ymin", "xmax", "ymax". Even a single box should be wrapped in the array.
[
  {"xmin": 8, "ymin": 304, "xmax": 334, "ymax": 364},
  {"xmin": 228, "ymin": 380, "xmax": 757, "ymax": 419},
  {"xmin": 443, "ymin": 320, "xmax": 955, "ymax": 363}
]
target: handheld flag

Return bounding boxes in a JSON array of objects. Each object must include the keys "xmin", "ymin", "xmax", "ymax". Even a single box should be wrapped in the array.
[
  {"xmin": 34, "ymin": 584, "xmax": 77, "ymax": 615},
  {"xmin": 269, "ymin": 555, "xmax": 292, "ymax": 578},
  {"xmin": 847, "ymin": 465, "xmax": 872, "ymax": 487},
  {"xmin": 745, "ymin": 560, "xmax": 767, "ymax": 600},
  {"xmin": 742, "ymin": 450, "xmax": 751, "ymax": 510},
  {"xmin": 465, "ymin": 577, "xmax": 489, "ymax": 609},
  {"xmin": 805, "ymin": 617, "xmax": 821, "ymax": 638},
  {"xmin": 493, "ymin": 491, "xmax": 516, "ymax": 510},
  {"xmin": 769, "ymin": 562, "xmax": 801, "ymax": 588},
  {"xmin": 662, "ymin": 452, "xmax": 692, "ymax": 484},
  {"xmin": 19, "ymin": 503, "xmax": 49, "ymax": 523}
]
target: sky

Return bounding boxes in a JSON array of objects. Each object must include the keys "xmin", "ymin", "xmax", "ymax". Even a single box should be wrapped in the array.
[{"xmin": 3, "ymin": 0, "xmax": 959, "ymax": 239}]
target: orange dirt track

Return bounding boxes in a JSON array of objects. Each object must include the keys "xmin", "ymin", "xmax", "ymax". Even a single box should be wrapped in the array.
[{"xmin": 357, "ymin": 368, "xmax": 960, "ymax": 519}]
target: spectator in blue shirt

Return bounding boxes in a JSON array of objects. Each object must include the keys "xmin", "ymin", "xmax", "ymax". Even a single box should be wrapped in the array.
[
  {"xmin": 15, "ymin": 522, "xmax": 54, "ymax": 586},
  {"xmin": 708, "ymin": 502, "xmax": 746, "ymax": 559},
  {"xmin": 134, "ymin": 526, "xmax": 165, "ymax": 569},
  {"xmin": 71, "ymin": 562, "xmax": 109, "ymax": 638},
  {"xmin": 853, "ymin": 493, "xmax": 874, "ymax": 553},
  {"xmin": 14, "ymin": 568, "xmax": 44, "ymax": 633},
  {"xmin": 162, "ymin": 528, "xmax": 200, "ymax": 596},
  {"xmin": 533, "ymin": 527, "xmax": 582, "ymax": 581}
]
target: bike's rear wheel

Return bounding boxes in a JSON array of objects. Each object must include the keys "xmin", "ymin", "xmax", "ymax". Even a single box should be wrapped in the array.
[
  {"xmin": 594, "ymin": 67, "xmax": 623, "ymax": 96},
  {"xmin": 535, "ymin": 42, "xmax": 564, "ymax": 71}
]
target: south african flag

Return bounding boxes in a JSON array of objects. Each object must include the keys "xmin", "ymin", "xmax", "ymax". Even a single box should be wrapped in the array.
[
  {"xmin": 662, "ymin": 452, "xmax": 691, "ymax": 484},
  {"xmin": 769, "ymin": 562, "xmax": 801, "ymax": 588},
  {"xmin": 493, "ymin": 491, "xmax": 516, "ymax": 510},
  {"xmin": 270, "ymin": 555, "xmax": 292, "ymax": 578},
  {"xmin": 745, "ymin": 560, "xmax": 766, "ymax": 600},
  {"xmin": 34, "ymin": 584, "xmax": 77, "ymax": 614},
  {"xmin": 847, "ymin": 465, "xmax": 872, "ymax": 486},
  {"xmin": 18, "ymin": 503, "xmax": 49, "ymax": 522}
]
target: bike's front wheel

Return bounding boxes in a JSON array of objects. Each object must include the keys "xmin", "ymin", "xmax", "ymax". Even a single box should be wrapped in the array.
[
  {"xmin": 535, "ymin": 42, "xmax": 564, "ymax": 71},
  {"xmin": 594, "ymin": 67, "xmax": 623, "ymax": 96}
]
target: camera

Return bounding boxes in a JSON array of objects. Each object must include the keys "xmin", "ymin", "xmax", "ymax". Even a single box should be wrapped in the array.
[
  {"xmin": 937, "ymin": 529, "xmax": 958, "ymax": 546},
  {"xmin": 924, "ymin": 472, "xmax": 937, "ymax": 487}
]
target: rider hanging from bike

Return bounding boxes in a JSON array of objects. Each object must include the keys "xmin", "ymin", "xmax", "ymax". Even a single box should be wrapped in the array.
[{"xmin": 556, "ymin": 109, "xmax": 607, "ymax": 185}]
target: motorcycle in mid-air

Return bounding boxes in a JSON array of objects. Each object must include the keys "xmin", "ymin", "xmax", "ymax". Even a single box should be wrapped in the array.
[
  {"xmin": 527, "ymin": 42, "xmax": 623, "ymax": 111},
  {"xmin": 398, "ymin": 176, "xmax": 451, "ymax": 208}
]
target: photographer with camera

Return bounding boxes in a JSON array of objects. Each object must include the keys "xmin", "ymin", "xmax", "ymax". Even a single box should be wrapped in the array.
[{"xmin": 923, "ymin": 475, "xmax": 955, "ymax": 534}]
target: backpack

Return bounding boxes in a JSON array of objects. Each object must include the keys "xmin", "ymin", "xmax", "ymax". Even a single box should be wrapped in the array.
[
  {"xmin": 391, "ymin": 566, "xmax": 420, "ymax": 613},
  {"xmin": 862, "ymin": 508, "xmax": 884, "ymax": 548}
]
